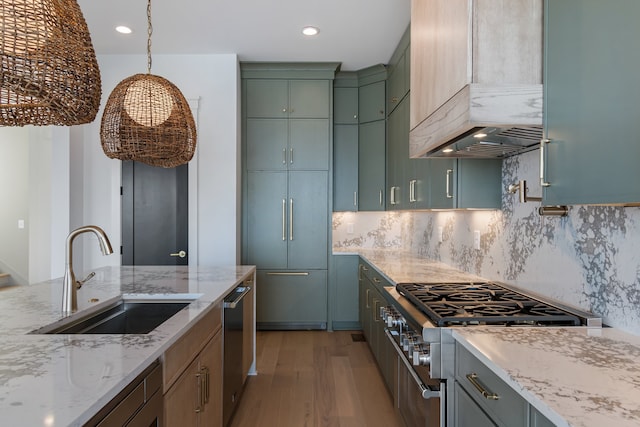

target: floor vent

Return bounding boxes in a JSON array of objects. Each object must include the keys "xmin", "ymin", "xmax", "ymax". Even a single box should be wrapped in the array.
[{"xmin": 351, "ymin": 333, "xmax": 366, "ymax": 342}]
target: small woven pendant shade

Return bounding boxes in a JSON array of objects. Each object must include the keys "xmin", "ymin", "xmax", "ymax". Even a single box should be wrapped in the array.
[
  {"xmin": 99, "ymin": 0, "xmax": 196, "ymax": 168},
  {"xmin": 0, "ymin": 0, "xmax": 101, "ymax": 126}
]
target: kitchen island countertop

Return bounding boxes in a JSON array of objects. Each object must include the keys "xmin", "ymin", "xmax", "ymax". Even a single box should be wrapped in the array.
[
  {"xmin": 335, "ymin": 248, "xmax": 640, "ymax": 427},
  {"xmin": 0, "ymin": 264, "xmax": 255, "ymax": 427}
]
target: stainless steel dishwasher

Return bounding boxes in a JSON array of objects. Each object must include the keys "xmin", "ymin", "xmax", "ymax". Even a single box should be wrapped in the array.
[{"xmin": 223, "ymin": 284, "xmax": 251, "ymax": 426}]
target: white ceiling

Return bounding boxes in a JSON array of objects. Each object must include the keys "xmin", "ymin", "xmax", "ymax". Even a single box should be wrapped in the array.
[{"xmin": 77, "ymin": 0, "xmax": 411, "ymax": 71}]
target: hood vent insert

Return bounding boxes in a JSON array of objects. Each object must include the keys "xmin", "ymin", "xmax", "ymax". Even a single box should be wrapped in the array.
[{"xmin": 427, "ymin": 126, "xmax": 543, "ymax": 158}]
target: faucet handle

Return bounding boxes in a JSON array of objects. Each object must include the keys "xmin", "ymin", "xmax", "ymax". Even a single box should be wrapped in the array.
[{"xmin": 76, "ymin": 272, "xmax": 96, "ymax": 289}]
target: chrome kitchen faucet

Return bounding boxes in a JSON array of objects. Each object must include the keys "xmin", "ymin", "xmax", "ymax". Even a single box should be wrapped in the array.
[{"xmin": 62, "ymin": 225, "xmax": 113, "ymax": 315}]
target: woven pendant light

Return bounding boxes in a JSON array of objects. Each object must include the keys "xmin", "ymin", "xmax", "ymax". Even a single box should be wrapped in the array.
[
  {"xmin": 100, "ymin": 0, "xmax": 196, "ymax": 168},
  {"xmin": 0, "ymin": 0, "xmax": 101, "ymax": 126}
]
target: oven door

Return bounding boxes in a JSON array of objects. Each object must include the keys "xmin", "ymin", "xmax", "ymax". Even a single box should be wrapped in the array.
[{"xmin": 386, "ymin": 329, "xmax": 444, "ymax": 427}]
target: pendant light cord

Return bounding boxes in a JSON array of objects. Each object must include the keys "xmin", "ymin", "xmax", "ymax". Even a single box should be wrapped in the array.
[{"xmin": 147, "ymin": 0, "xmax": 153, "ymax": 74}]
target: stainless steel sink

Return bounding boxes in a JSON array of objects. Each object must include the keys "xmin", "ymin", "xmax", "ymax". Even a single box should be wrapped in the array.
[{"xmin": 33, "ymin": 296, "xmax": 196, "ymax": 334}]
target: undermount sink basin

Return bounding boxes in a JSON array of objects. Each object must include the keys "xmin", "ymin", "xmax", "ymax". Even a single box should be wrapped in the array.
[{"xmin": 33, "ymin": 296, "xmax": 197, "ymax": 335}]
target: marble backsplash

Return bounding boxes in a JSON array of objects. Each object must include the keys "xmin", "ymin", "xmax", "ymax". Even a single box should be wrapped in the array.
[{"xmin": 333, "ymin": 150, "xmax": 640, "ymax": 335}]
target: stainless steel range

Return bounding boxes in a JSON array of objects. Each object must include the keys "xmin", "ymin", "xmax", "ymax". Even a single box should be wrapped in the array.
[{"xmin": 381, "ymin": 280, "xmax": 601, "ymax": 427}]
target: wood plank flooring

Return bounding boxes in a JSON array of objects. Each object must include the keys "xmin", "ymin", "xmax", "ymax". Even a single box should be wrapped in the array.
[{"xmin": 229, "ymin": 331, "xmax": 402, "ymax": 427}]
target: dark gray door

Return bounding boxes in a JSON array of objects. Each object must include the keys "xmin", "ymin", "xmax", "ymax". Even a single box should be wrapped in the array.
[{"xmin": 121, "ymin": 161, "xmax": 188, "ymax": 265}]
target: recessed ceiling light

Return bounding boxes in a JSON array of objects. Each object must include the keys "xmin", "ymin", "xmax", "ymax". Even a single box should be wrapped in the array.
[
  {"xmin": 442, "ymin": 148, "xmax": 454, "ymax": 153},
  {"xmin": 302, "ymin": 26, "xmax": 319, "ymax": 36},
  {"xmin": 115, "ymin": 26, "xmax": 132, "ymax": 35},
  {"xmin": 473, "ymin": 132, "xmax": 487, "ymax": 139}
]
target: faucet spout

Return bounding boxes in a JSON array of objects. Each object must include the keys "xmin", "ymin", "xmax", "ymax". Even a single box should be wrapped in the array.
[{"xmin": 62, "ymin": 225, "xmax": 113, "ymax": 315}]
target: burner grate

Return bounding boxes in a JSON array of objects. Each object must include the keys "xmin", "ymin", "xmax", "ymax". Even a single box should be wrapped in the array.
[{"xmin": 396, "ymin": 282, "xmax": 582, "ymax": 326}]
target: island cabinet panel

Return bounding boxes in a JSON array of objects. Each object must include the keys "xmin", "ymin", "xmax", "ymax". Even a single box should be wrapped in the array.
[
  {"xmin": 543, "ymin": 0, "xmax": 640, "ymax": 205},
  {"xmin": 164, "ymin": 331, "xmax": 222, "ymax": 427},
  {"xmin": 242, "ymin": 276, "xmax": 255, "ymax": 384},
  {"xmin": 331, "ymin": 254, "xmax": 360, "ymax": 330}
]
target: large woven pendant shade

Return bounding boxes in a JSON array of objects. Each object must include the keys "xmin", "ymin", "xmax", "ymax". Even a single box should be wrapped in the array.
[
  {"xmin": 99, "ymin": 0, "xmax": 196, "ymax": 168},
  {"xmin": 0, "ymin": 0, "xmax": 101, "ymax": 126}
]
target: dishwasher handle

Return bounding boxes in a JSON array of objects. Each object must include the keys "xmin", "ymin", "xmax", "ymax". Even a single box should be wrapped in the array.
[{"xmin": 224, "ymin": 286, "xmax": 251, "ymax": 309}]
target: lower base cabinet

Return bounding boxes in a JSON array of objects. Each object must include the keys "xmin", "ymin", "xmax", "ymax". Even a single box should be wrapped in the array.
[
  {"xmin": 256, "ymin": 270, "xmax": 327, "ymax": 329},
  {"xmin": 454, "ymin": 380, "xmax": 496, "ymax": 427}
]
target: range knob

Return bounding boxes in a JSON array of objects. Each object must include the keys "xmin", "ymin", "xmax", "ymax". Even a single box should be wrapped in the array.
[
  {"xmin": 413, "ymin": 345, "xmax": 431, "ymax": 367},
  {"xmin": 403, "ymin": 332, "xmax": 420, "ymax": 352}
]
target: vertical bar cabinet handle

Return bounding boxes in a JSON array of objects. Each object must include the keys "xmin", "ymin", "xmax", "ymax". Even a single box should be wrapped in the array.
[
  {"xmin": 290, "ymin": 148, "xmax": 294, "ymax": 164},
  {"xmin": 282, "ymin": 148, "xmax": 286, "ymax": 164},
  {"xmin": 289, "ymin": 198, "xmax": 294, "ymax": 240},
  {"xmin": 354, "ymin": 191, "xmax": 358, "ymax": 208},
  {"xmin": 282, "ymin": 199, "xmax": 286, "ymax": 241},
  {"xmin": 446, "ymin": 169, "xmax": 454, "ymax": 199},
  {"xmin": 540, "ymin": 139, "xmax": 551, "ymax": 187}
]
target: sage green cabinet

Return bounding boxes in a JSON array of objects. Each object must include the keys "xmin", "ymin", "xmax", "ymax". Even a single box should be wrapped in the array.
[
  {"xmin": 529, "ymin": 408, "xmax": 555, "ymax": 427},
  {"xmin": 334, "ymin": 86, "xmax": 359, "ymax": 124},
  {"xmin": 333, "ymin": 75, "xmax": 359, "ymax": 211},
  {"xmin": 454, "ymin": 381, "xmax": 497, "ymax": 427},
  {"xmin": 246, "ymin": 118, "xmax": 329, "ymax": 171},
  {"xmin": 245, "ymin": 79, "xmax": 330, "ymax": 119},
  {"xmin": 429, "ymin": 159, "xmax": 502, "ymax": 209},
  {"xmin": 387, "ymin": 25, "xmax": 410, "ymax": 115},
  {"xmin": 256, "ymin": 270, "xmax": 327, "ymax": 329},
  {"xmin": 358, "ymin": 120, "xmax": 386, "ymax": 211},
  {"xmin": 246, "ymin": 171, "xmax": 328, "ymax": 270},
  {"xmin": 542, "ymin": 0, "xmax": 640, "ymax": 205},
  {"xmin": 359, "ymin": 80, "xmax": 386, "ymax": 123},
  {"xmin": 331, "ymin": 254, "xmax": 360, "ymax": 330},
  {"xmin": 333, "ymin": 124, "xmax": 359, "ymax": 211}
]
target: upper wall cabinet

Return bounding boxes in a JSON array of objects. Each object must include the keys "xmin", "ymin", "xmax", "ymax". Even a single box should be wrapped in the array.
[
  {"xmin": 542, "ymin": 0, "xmax": 640, "ymax": 206},
  {"xmin": 409, "ymin": 0, "xmax": 543, "ymax": 157},
  {"xmin": 245, "ymin": 79, "xmax": 330, "ymax": 119}
]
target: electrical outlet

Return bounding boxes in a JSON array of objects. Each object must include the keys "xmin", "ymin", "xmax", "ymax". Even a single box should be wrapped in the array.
[
  {"xmin": 347, "ymin": 223, "xmax": 354, "ymax": 234},
  {"xmin": 18, "ymin": 219, "xmax": 24, "ymax": 229},
  {"xmin": 438, "ymin": 227, "xmax": 444, "ymax": 243},
  {"xmin": 473, "ymin": 230, "xmax": 481, "ymax": 250}
]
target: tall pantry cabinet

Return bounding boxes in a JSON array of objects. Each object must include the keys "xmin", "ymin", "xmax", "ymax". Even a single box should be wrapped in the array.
[{"xmin": 241, "ymin": 63, "xmax": 339, "ymax": 330}]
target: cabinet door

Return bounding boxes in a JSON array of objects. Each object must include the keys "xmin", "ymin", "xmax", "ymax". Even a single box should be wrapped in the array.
[
  {"xmin": 332, "ymin": 255, "xmax": 360, "ymax": 329},
  {"xmin": 245, "ymin": 79, "xmax": 289, "ymax": 118},
  {"xmin": 457, "ymin": 159, "xmax": 502, "ymax": 209},
  {"xmin": 256, "ymin": 270, "xmax": 328, "ymax": 327},
  {"xmin": 428, "ymin": 159, "xmax": 457, "ymax": 209},
  {"xmin": 288, "ymin": 171, "xmax": 328, "ymax": 269},
  {"xmin": 199, "ymin": 332, "xmax": 222, "ymax": 427},
  {"xmin": 289, "ymin": 80, "xmax": 330, "ymax": 118},
  {"xmin": 530, "ymin": 407, "xmax": 555, "ymax": 427},
  {"xmin": 387, "ymin": 49, "xmax": 407, "ymax": 115},
  {"xmin": 334, "ymin": 87, "xmax": 358, "ymax": 124},
  {"xmin": 454, "ymin": 381, "xmax": 497, "ymax": 427},
  {"xmin": 359, "ymin": 81, "xmax": 386, "ymax": 123},
  {"xmin": 333, "ymin": 124, "xmax": 359, "ymax": 211},
  {"xmin": 289, "ymin": 119, "xmax": 330, "ymax": 170},
  {"xmin": 245, "ymin": 119, "xmax": 288, "ymax": 171},
  {"xmin": 246, "ymin": 172, "xmax": 288, "ymax": 269},
  {"xmin": 387, "ymin": 96, "xmax": 409, "ymax": 210},
  {"xmin": 358, "ymin": 121, "xmax": 386, "ymax": 211},
  {"xmin": 543, "ymin": 0, "xmax": 640, "ymax": 205},
  {"xmin": 164, "ymin": 355, "xmax": 199, "ymax": 427}
]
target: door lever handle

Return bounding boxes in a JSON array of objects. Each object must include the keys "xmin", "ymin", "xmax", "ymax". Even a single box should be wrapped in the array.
[{"xmin": 170, "ymin": 250, "xmax": 187, "ymax": 258}]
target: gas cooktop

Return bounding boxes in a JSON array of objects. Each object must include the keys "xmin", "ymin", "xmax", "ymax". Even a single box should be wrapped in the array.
[{"xmin": 396, "ymin": 282, "xmax": 583, "ymax": 327}]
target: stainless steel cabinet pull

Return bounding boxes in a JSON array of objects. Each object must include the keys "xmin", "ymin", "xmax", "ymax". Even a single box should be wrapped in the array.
[
  {"xmin": 379, "ymin": 190, "xmax": 383, "ymax": 206},
  {"xmin": 289, "ymin": 198, "xmax": 294, "ymax": 240},
  {"xmin": 170, "ymin": 250, "xmax": 186, "ymax": 258},
  {"xmin": 540, "ymin": 138, "xmax": 551, "ymax": 187},
  {"xmin": 195, "ymin": 370, "xmax": 204, "ymax": 413},
  {"xmin": 365, "ymin": 288, "xmax": 371, "ymax": 308},
  {"xmin": 290, "ymin": 148, "xmax": 294, "ymax": 164},
  {"xmin": 282, "ymin": 148, "xmax": 287, "ymax": 164},
  {"xmin": 266, "ymin": 272, "xmax": 310, "ymax": 276},
  {"xmin": 282, "ymin": 199, "xmax": 286, "ymax": 241},
  {"xmin": 446, "ymin": 169, "xmax": 454, "ymax": 199},
  {"xmin": 224, "ymin": 286, "xmax": 251, "ymax": 308},
  {"xmin": 466, "ymin": 373, "xmax": 499, "ymax": 400},
  {"xmin": 409, "ymin": 179, "xmax": 417, "ymax": 203},
  {"xmin": 354, "ymin": 191, "xmax": 358, "ymax": 207},
  {"xmin": 202, "ymin": 366, "xmax": 210, "ymax": 404},
  {"xmin": 390, "ymin": 186, "xmax": 397, "ymax": 205}
]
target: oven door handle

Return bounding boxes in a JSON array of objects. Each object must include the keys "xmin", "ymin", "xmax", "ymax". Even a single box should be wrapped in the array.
[{"xmin": 384, "ymin": 329, "xmax": 440, "ymax": 400}]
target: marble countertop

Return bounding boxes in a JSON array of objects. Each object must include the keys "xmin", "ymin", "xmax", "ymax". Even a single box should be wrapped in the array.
[
  {"xmin": 0, "ymin": 265, "xmax": 255, "ymax": 427},
  {"xmin": 335, "ymin": 248, "xmax": 640, "ymax": 427}
]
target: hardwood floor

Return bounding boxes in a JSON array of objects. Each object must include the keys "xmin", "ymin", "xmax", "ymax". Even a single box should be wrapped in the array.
[{"xmin": 229, "ymin": 331, "xmax": 402, "ymax": 427}]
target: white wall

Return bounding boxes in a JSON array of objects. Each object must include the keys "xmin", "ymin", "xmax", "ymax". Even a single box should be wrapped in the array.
[{"xmin": 73, "ymin": 54, "xmax": 241, "ymax": 271}]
